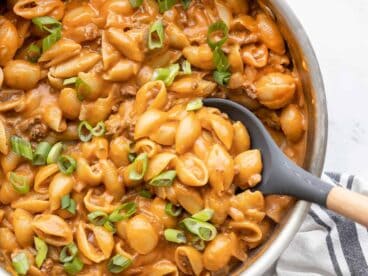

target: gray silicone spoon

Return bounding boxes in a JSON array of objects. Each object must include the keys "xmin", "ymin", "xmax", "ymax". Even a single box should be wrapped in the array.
[{"xmin": 203, "ymin": 98, "xmax": 368, "ymax": 227}]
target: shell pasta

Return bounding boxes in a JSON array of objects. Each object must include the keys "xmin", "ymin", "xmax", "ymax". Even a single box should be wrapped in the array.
[{"xmin": 0, "ymin": 0, "xmax": 306, "ymax": 275}]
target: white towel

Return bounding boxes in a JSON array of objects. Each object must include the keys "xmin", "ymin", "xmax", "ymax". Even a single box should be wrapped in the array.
[{"xmin": 274, "ymin": 173, "xmax": 368, "ymax": 276}]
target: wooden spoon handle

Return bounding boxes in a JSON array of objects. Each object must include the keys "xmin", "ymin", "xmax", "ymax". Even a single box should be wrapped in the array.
[{"xmin": 327, "ymin": 186, "xmax": 368, "ymax": 227}]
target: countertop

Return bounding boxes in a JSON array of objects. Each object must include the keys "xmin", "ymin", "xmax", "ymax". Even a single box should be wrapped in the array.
[{"xmin": 286, "ymin": 0, "xmax": 368, "ymax": 180}]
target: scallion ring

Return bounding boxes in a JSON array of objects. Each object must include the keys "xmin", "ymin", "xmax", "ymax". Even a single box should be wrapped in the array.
[
  {"xmin": 181, "ymin": 217, "xmax": 217, "ymax": 241},
  {"xmin": 157, "ymin": 0, "xmax": 176, "ymax": 13},
  {"xmin": 129, "ymin": 0, "xmax": 143, "ymax": 8},
  {"xmin": 34, "ymin": 237, "xmax": 48, "ymax": 268},
  {"xmin": 181, "ymin": 60, "xmax": 192, "ymax": 74},
  {"xmin": 10, "ymin": 136, "xmax": 33, "ymax": 160},
  {"xmin": 75, "ymin": 77, "xmax": 91, "ymax": 101},
  {"xmin": 152, "ymin": 63, "xmax": 180, "ymax": 86},
  {"xmin": 42, "ymin": 29, "xmax": 61, "ymax": 52},
  {"xmin": 186, "ymin": 98, "xmax": 203, "ymax": 111},
  {"xmin": 108, "ymin": 254, "xmax": 132, "ymax": 273},
  {"xmin": 47, "ymin": 142, "xmax": 63, "ymax": 164},
  {"xmin": 128, "ymin": 153, "xmax": 148, "ymax": 181},
  {"xmin": 11, "ymin": 252, "xmax": 29, "ymax": 275},
  {"xmin": 63, "ymin": 257, "xmax": 84, "ymax": 275},
  {"xmin": 32, "ymin": 16, "xmax": 62, "ymax": 33},
  {"xmin": 213, "ymin": 70, "xmax": 231, "ymax": 86},
  {"xmin": 61, "ymin": 194, "xmax": 77, "ymax": 214},
  {"xmin": 91, "ymin": 121, "xmax": 105, "ymax": 137},
  {"xmin": 33, "ymin": 142, "xmax": 51, "ymax": 166},
  {"xmin": 213, "ymin": 47, "xmax": 230, "ymax": 72},
  {"xmin": 78, "ymin": 121, "xmax": 93, "ymax": 142},
  {"xmin": 104, "ymin": 220, "xmax": 116, "ymax": 233},
  {"xmin": 59, "ymin": 243, "xmax": 78, "ymax": 263},
  {"xmin": 57, "ymin": 155, "xmax": 76, "ymax": 175},
  {"xmin": 9, "ymin": 172, "xmax": 31, "ymax": 194},
  {"xmin": 149, "ymin": 170, "xmax": 176, "ymax": 187},
  {"xmin": 139, "ymin": 189, "xmax": 152, "ymax": 198},
  {"xmin": 63, "ymin": 77, "xmax": 77, "ymax": 86},
  {"xmin": 165, "ymin": 203, "xmax": 182, "ymax": 217},
  {"xmin": 109, "ymin": 202, "xmax": 137, "ymax": 222},
  {"xmin": 88, "ymin": 211, "xmax": 108, "ymax": 226},
  {"xmin": 26, "ymin": 44, "xmax": 41, "ymax": 63},
  {"xmin": 164, "ymin": 229, "xmax": 187, "ymax": 244},
  {"xmin": 148, "ymin": 20, "xmax": 164, "ymax": 50},
  {"xmin": 192, "ymin": 208, "xmax": 214, "ymax": 222},
  {"xmin": 207, "ymin": 20, "xmax": 229, "ymax": 50}
]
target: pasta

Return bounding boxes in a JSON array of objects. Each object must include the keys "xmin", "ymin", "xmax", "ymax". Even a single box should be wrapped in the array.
[{"xmin": 0, "ymin": 0, "xmax": 307, "ymax": 275}]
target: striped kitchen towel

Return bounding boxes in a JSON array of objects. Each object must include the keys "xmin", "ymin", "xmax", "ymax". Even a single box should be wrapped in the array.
[{"xmin": 275, "ymin": 173, "xmax": 368, "ymax": 276}]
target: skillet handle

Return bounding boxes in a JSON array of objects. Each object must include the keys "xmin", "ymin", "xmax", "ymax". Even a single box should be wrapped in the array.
[{"xmin": 326, "ymin": 187, "xmax": 368, "ymax": 227}]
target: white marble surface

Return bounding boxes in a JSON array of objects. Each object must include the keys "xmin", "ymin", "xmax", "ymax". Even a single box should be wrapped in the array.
[{"xmin": 284, "ymin": 0, "xmax": 368, "ymax": 180}]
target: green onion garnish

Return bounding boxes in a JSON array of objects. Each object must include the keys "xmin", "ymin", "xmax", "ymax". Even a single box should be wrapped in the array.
[
  {"xmin": 148, "ymin": 20, "xmax": 165, "ymax": 50},
  {"xmin": 181, "ymin": 0, "xmax": 191, "ymax": 10},
  {"xmin": 207, "ymin": 20, "xmax": 229, "ymax": 50},
  {"xmin": 10, "ymin": 136, "xmax": 33, "ymax": 160},
  {"xmin": 63, "ymin": 257, "xmax": 84, "ymax": 275},
  {"xmin": 57, "ymin": 155, "xmax": 76, "ymax": 175},
  {"xmin": 63, "ymin": 77, "xmax": 77, "ymax": 86},
  {"xmin": 164, "ymin": 229, "xmax": 187, "ymax": 244},
  {"xmin": 139, "ymin": 189, "xmax": 152, "ymax": 198},
  {"xmin": 33, "ymin": 142, "xmax": 51, "ymax": 166},
  {"xmin": 91, "ymin": 121, "xmax": 105, "ymax": 137},
  {"xmin": 32, "ymin": 16, "xmax": 62, "ymax": 33},
  {"xmin": 149, "ymin": 170, "xmax": 176, "ymax": 187},
  {"xmin": 108, "ymin": 254, "xmax": 132, "ymax": 273},
  {"xmin": 192, "ymin": 208, "xmax": 214, "ymax": 222},
  {"xmin": 129, "ymin": 0, "xmax": 143, "ymax": 8},
  {"xmin": 152, "ymin": 63, "xmax": 180, "ymax": 86},
  {"xmin": 157, "ymin": 0, "xmax": 176, "ymax": 13},
  {"xmin": 88, "ymin": 211, "xmax": 108, "ymax": 226},
  {"xmin": 181, "ymin": 217, "xmax": 217, "ymax": 241},
  {"xmin": 47, "ymin": 142, "xmax": 63, "ymax": 164},
  {"xmin": 186, "ymin": 98, "xmax": 203, "ymax": 111},
  {"xmin": 61, "ymin": 194, "xmax": 76, "ymax": 214},
  {"xmin": 26, "ymin": 44, "xmax": 41, "ymax": 63},
  {"xmin": 213, "ymin": 47, "xmax": 230, "ymax": 72},
  {"xmin": 78, "ymin": 121, "xmax": 93, "ymax": 142},
  {"xmin": 11, "ymin": 252, "xmax": 29, "ymax": 275},
  {"xmin": 128, "ymin": 153, "xmax": 148, "ymax": 181},
  {"xmin": 213, "ymin": 70, "xmax": 231, "ymax": 86},
  {"xmin": 60, "ymin": 243, "xmax": 78, "ymax": 263},
  {"xmin": 165, "ymin": 203, "xmax": 182, "ymax": 217},
  {"xmin": 103, "ymin": 220, "xmax": 116, "ymax": 233},
  {"xmin": 34, "ymin": 237, "xmax": 48, "ymax": 268},
  {"xmin": 42, "ymin": 29, "xmax": 61, "ymax": 52},
  {"xmin": 109, "ymin": 202, "xmax": 137, "ymax": 222},
  {"xmin": 9, "ymin": 172, "xmax": 31, "ymax": 194},
  {"xmin": 75, "ymin": 77, "xmax": 91, "ymax": 101},
  {"xmin": 181, "ymin": 60, "xmax": 192, "ymax": 74}
]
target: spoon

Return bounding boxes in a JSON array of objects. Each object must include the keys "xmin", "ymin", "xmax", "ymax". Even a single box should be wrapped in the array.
[{"xmin": 203, "ymin": 98, "xmax": 368, "ymax": 227}]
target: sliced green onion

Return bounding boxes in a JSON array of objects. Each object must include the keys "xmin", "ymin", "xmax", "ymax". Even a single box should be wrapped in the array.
[
  {"xmin": 207, "ymin": 20, "xmax": 229, "ymax": 50},
  {"xmin": 42, "ymin": 29, "xmax": 61, "ymax": 52},
  {"xmin": 148, "ymin": 20, "xmax": 165, "ymax": 50},
  {"xmin": 186, "ymin": 98, "xmax": 203, "ymax": 111},
  {"xmin": 33, "ymin": 142, "xmax": 51, "ymax": 166},
  {"xmin": 9, "ymin": 172, "xmax": 31, "ymax": 194},
  {"xmin": 139, "ymin": 189, "xmax": 152, "ymax": 199},
  {"xmin": 108, "ymin": 254, "xmax": 132, "ymax": 274},
  {"xmin": 152, "ymin": 63, "xmax": 180, "ymax": 86},
  {"xmin": 47, "ymin": 142, "xmax": 63, "ymax": 164},
  {"xmin": 192, "ymin": 208, "xmax": 214, "ymax": 222},
  {"xmin": 61, "ymin": 194, "xmax": 77, "ymax": 215},
  {"xmin": 164, "ymin": 229, "xmax": 187, "ymax": 244},
  {"xmin": 191, "ymin": 236, "xmax": 205, "ymax": 251},
  {"xmin": 32, "ymin": 16, "xmax": 62, "ymax": 33},
  {"xmin": 88, "ymin": 211, "xmax": 108, "ymax": 226},
  {"xmin": 34, "ymin": 237, "xmax": 48, "ymax": 268},
  {"xmin": 26, "ymin": 44, "xmax": 41, "ymax": 63},
  {"xmin": 11, "ymin": 252, "xmax": 29, "ymax": 275},
  {"xmin": 181, "ymin": 218, "xmax": 217, "ymax": 241},
  {"xmin": 91, "ymin": 121, "xmax": 105, "ymax": 137},
  {"xmin": 10, "ymin": 136, "xmax": 33, "ymax": 160},
  {"xmin": 128, "ymin": 153, "xmax": 148, "ymax": 181},
  {"xmin": 63, "ymin": 77, "xmax": 77, "ymax": 86},
  {"xmin": 63, "ymin": 257, "xmax": 84, "ymax": 275},
  {"xmin": 58, "ymin": 155, "xmax": 76, "ymax": 175},
  {"xmin": 181, "ymin": 60, "xmax": 192, "ymax": 74},
  {"xmin": 78, "ymin": 121, "xmax": 93, "ymax": 142},
  {"xmin": 109, "ymin": 202, "xmax": 137, "ymax": 222},
  {"xmin": 75, "ymin": 77, "xmax": 91, "ymax": 101},
  {"xmin": 129, "ymin": 0, "xmax": 143, "ymax": 8},
  {"xmin": 60, "ymin": 243, "xmax": 78, "ymax": 263},
  {"xmin": 213, "ymin": 70, "xmax": 231, "ymax": 86},
  {"xmin": 104, "ymin": 220, "xmax": 116, "ymax": 233},
  {"xmin": 165, "ymin": 203, "xmax": 182, "ymax": 217},
  {"xmin": 213, "ymin": 47, "xmax": 230, "ymax": 72},
  {"xmin": 157, "ymin": 0, "xmax": 176, "ymax": 13},
  {"xmin": 149, "ymin": 170, "xmax": 176, "ymax": 187},
  {"xmin": 181, "ymin": 0, "xmax": 191, "ymax": 9}
]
